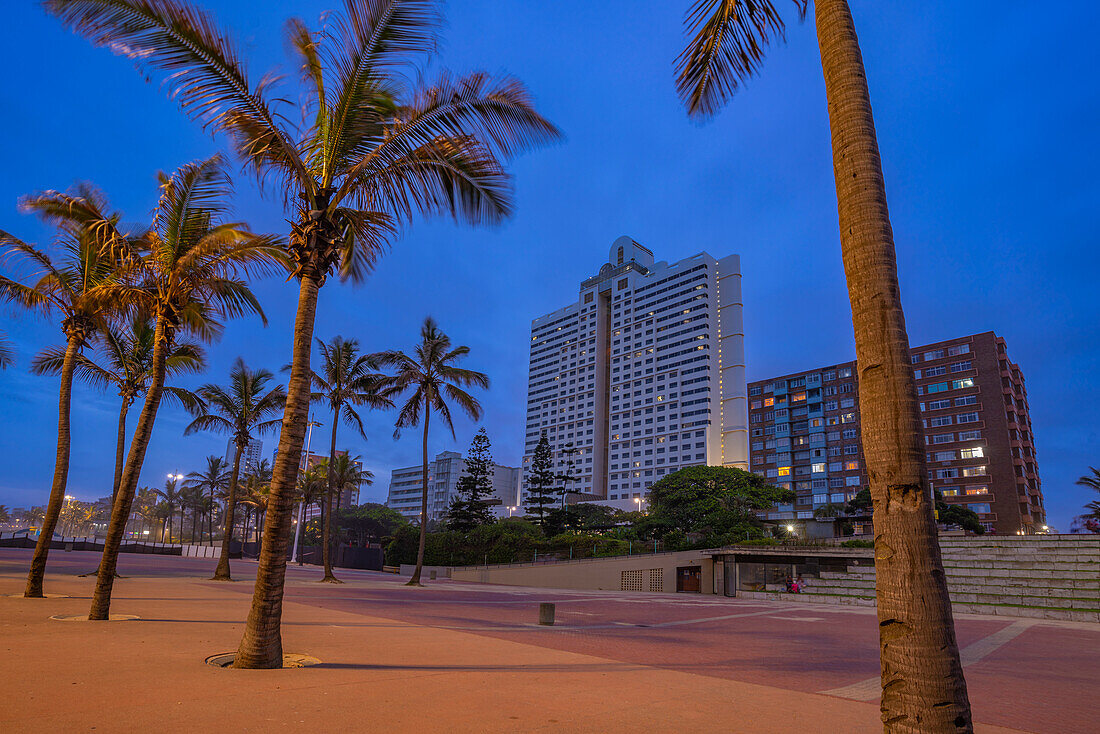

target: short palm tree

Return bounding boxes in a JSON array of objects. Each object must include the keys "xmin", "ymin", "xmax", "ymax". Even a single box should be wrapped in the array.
[
  {"xmin": 673, "ymin": 1, "xmax": 970, "ymax": 726},
  {"xmin": 0, "ymin": 505, "xmax": 10, "ymax": 524},
  {"xmin": 49, "ymin": 0, "xmax": 559, "ymax": 667},
  {"xmin": 87, "ymin": 156, "xmax": 283, "ymax": 620},
  {"xmin": 183, "ymin": 455, "xmax": 230, "ymax": 544},
  {"xmin": 32, "ymin": 315, "xmax": 205, "ymax": 502},
  {"xmin": 310, "ymin": 336, "xmax": 393, "ymax": 582},
  {"xmin": 186, "ymin": 359, "xmax": 286, "ymax": 580},
  {"xmin": 153, "ymin": 478, "xmax": 183, "ymax": 543},
  {"xmin": 1, "ymin": 183, "xmax": 130, "ymax": 597},
  {"xmin": 376, "ymin": 317, "xmax": 488, "ymax": 586},
  {"xmin": 240, "ymin": 458, "xmax": 273, "ymax": 546}
]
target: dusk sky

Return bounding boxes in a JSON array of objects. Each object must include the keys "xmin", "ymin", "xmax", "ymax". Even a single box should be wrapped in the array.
[{"xmin": 0, "ymin": 1, "xmax": 1097, "ymax": 531}]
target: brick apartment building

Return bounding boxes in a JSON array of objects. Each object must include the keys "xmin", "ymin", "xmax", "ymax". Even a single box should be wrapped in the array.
[{"xmin": 748, "ymin": 332, "xmax": 1044, "ymax": 535}]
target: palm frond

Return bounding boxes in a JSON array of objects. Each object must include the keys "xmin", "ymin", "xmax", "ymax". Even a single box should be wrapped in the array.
[
  {"xmin": 675, "ymin": 0, "xmax": 803, "ymax": 118},
  {"xmin": 45, "ymin": 0, "xmax": 308, "ymax": 188}
]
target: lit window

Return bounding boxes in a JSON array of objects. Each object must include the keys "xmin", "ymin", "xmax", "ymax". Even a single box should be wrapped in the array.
[
  {"xmin": 777, "ymin": 466, "xmax": 791, "ymax": 477},
  {"xmin": 844, "ymin": 461, "xmax": 859, "ymax": 471},
  {"xmin": 960, "ymin": 447, "xmax": 984, "ymax": 459},
  {"xmin": 952, "ymin": 378, "xmax": 975, "ymax": 390},
  {"xmin": 811, "ymin": 463, "xmax": 826, "ymax": 473}
]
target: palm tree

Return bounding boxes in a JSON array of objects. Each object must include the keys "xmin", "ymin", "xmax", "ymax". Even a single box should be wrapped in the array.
[
  {"xmin": 1, "ymin": 183, "xmax": 130, "ymax": 597},
  {"xmin": 1077, "ymin": 467, "xmax": 1100, "ymax": 494},
  {"xmin": 326, "ymin": 453, "xmax": 374, "ymax": 549},
  {"xmin": 673, "ymin": 1, "xmax": 970, "ymax": 728},
  {"xmin": 184, "ymin": 456, "xmax": 230, "ymax": 544},
  {"xmin": 86, "ymin": 156, "xmax": 283, "ymax": 620},
  {"xmin": 133, "ymin": 486, "xmax": 159, "ymax": 540},
  {"xmin": 240, "ymin": 459, "xmax": 273, "ymax": 548},
  {"xmin": 186, "ymin": 359, "xmax": 286, "ymax": 580},
  {"xmin": 310, "ymin": 336, "xmax": 393, "ymax": 582},
  {"xmin": 0, "ymin": 505, "xmax": 10, "ymax": 524},
  {"xmin": 153, "ymin": 478, "xmax": 183, "ymax": 543},
  {"xmin": 48, "ymin": 0, "xmax": 558, "ymax": 666},
  {"xmin": 376, "ymin": 317, "xmax": 488, "ymax": 586},
  {"xmin": 32, "ymin": 316, "xmax": 206, "ymax": 503},
  {"xmin": 0, "ymin": 332, "xmax": 13, "ymax": 368}
]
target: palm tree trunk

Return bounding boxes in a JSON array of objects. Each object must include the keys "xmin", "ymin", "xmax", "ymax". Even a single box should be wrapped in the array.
[
  {"xmin": 321, "ymin": 405, "xmax": 341, "ymax": 582},
  {"xmin": 234, "ymin": 273, "xmax": 321, "ymax": 668},
  {"xmin": 110, "ymin": 396, "xmax": 132, "ymax": 505},
  {"xmin": 814, "ymin": 1, "xmax": 971, "ymax": 730},
  {"xmin": 213, "ymin": 444, "xmax": 244, "ymax": 580},
  {"xmin": 408, "ymin": 407, "xmax": 430, "ymax": 586},
  {"xmin": 89, "ymin": 318, "xmax": 171, "ymax": 619},
  {"xmin": 24, "ymin": 333, "xmax": 82, "ymax": 598},
  {"xmin": 209, "ymin": 485, "xmax": 215, "ymax": 545}
]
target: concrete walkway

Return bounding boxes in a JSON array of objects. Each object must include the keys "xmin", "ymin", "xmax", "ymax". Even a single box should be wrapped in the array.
[{"xmin": 0, "ymin": 550, "xmax": 1060, "ymax": 732}]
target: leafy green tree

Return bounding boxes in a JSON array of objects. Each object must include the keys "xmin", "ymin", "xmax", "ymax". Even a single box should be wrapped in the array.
[
  {"xmin": 378, "ymin": 317, "xmax": 489, "ymax": 585},
  {"xmin": 645, "ymin": 466, "xmax": 794, "ymax": 547},
  {"xmin": 48, "ymin": 0, "xmax": 558, "ymax": 667},
  {"xmin": 934, "ymin": 492, "xmax": 986, "ymax": 536},
  {"xmin": 444, "ymin": 428, "xmax": 496, "ymax": 532},
  {"xmin": 309, "ymin": 336, "xmax": 393, "ymax": 582},
  {"xmin": 524, "ymin": 433, "xmax": 556, "ymax": 527},
  {"xmin": 845, "ymin": 488, "xmax": 873, "ymax": 516},
  {"xmin": 335, "ymin": 503, "xmax": 407, "ymax": 547},
  {"xmin": 187, "ymin": 359, "xmax": 286, "ymax": 580}
]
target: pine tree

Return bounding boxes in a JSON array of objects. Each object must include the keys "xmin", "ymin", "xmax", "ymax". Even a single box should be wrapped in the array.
[
  {"xmin": 445, "ymin": 428, "xmax": 496, "ymax": 532},
  {"xmin": 524, "ymin": 432, "xmax": 556, "ymax": 527},
  {"xmin": 556, "ymin": 442, "xmax": 580, "ymax": 510}
]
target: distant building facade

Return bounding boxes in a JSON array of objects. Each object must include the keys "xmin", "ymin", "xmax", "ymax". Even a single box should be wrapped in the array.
[
  {"xmin": 748, "ymin": 332, "xmax": 1044, "ymax": 535},
  {"xmin": 386, "ymin": 451, "xmax": 522, "ymax": 523},
  {"xmin": 520, "ymin": 236, "xmax": 747, "ymax": 511},
  {"xmin": 225, "ymin": 437, "xmax": 263, "ymax": 475}
]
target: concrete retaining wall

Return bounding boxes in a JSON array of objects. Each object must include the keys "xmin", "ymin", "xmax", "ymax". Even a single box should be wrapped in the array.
[{"xmin": 451, "ymin": 549, "xmax": 715, "ymax": 593}]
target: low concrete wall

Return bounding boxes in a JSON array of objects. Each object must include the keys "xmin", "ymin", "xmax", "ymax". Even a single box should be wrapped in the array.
[
  {"xmin": 399, "ymin": 564, "xmax": 453, "ymax": 579},
  {"xmin": 451, "ymin": 550, "xmax": 715, "ymax": 594}
]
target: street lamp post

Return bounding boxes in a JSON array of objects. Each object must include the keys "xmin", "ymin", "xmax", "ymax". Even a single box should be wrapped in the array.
[{"xmin": 508, "ymin": 506, "xmax": 516, "ymax": 518}]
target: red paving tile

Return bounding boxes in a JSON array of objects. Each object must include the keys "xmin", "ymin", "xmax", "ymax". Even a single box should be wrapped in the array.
[{"xmin": 5, "ymin": 550, "xmax": 1095, "ymax": 733}]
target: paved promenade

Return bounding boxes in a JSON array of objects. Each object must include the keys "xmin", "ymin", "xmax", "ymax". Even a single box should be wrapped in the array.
[{"xmin": 1, "ymin": 550, "xmax": 1095, "ymax": 732}]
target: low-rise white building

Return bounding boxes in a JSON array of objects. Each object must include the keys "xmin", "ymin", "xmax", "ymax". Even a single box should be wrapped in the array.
[{"xmin": 386, "ymin": 451, "xmax": 521, "ymax": 523}]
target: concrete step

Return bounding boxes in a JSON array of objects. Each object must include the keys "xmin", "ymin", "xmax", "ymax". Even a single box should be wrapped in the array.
[
  {"xmin": 809, "ymin": 578, "xmax": 1097, "ymax": 602},
  {"xmin": 950, "ymin": 602, "xmax": 1100, "ymax": 624},
  {"xmin": 942, "ymin": 558, "xmax": 1098, "ymax": 570}
]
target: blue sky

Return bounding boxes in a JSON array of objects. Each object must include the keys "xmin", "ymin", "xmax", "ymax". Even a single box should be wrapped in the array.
[{"xmin": 1, "ymin": 1, "xmax": 1097, "ymax": 530}]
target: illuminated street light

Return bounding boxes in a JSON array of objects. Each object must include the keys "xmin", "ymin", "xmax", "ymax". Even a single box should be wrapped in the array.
[{"xmin": 508, "ymin": 506, "xmax": 516, "ymax": 517}]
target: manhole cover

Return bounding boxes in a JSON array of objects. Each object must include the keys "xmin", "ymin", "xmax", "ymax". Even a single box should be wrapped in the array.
[
  {"xmin": 49, "ymin": 613, "xmax": 140, "ymax": 621},
  {"xmin": 205, "ymin": 652, "xmax": 321, "ymax": 668}
]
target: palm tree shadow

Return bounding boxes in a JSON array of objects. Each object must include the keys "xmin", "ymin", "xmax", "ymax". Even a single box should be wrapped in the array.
[{"xmin": 312, "ymin": 662, "xmax": 642, "ymax": 673}]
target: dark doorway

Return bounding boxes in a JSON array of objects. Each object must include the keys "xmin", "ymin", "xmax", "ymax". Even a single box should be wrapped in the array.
[{"xmin": 676, "ymin": 566, "xmax": 701, "ymax": 593}]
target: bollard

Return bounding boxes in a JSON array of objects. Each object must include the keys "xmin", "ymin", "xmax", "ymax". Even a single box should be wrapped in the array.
[
  {"xmin": 429, "ymin": 569, "xmax": 437, "ymax": 580},
  {"xmin": 538, "ymin": 602, "xmax": 555, "ymax": 626}
]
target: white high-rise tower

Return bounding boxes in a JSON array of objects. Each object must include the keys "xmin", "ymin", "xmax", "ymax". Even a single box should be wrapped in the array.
[{"xmin": 521, "ymin": 236, "xmax": 748, "ymax": 509}]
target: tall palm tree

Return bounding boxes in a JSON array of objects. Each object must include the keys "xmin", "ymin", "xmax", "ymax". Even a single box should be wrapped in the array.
[
  {"xmin": 86, "ymin": 156, "xmax": 283, "ymax": 620},
  {"xmin": 186, "ymin": 359, "xmax": 286, "ymax": 580},
  {"xmin": 32, "ymin": 315, "xmax": 206, "ymax": 503},
  {"xmin": 183, "ymin": 455, "xmax": 230, "ymax": 544},
  {"xmin": 1, "ymin": 183, "xmax": 130, "ymax": 597},
  {"xmin": 310, "ymin": 336, "xmax": 393, "ymax": 582},
  {"xmin": 376, "ymin": 317, "xmax": 488, "ymax": 586},
  {"xmin": 48, "ymin": 0, "xmax": 559, "ymax": 666},
  {"xmin": 673, "ymin": 1, "xmax": 970, "ymax": 728}
]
